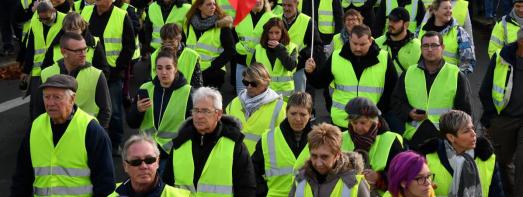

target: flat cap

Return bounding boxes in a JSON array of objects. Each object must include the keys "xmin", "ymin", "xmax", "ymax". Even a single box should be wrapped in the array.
[
  {"xmin": 40, "ymin": 74, "xmax": 78, "ymax": 92},
  {"xmin": 345, "ymin": 97, "xmax": 381, "ymax": 118}
]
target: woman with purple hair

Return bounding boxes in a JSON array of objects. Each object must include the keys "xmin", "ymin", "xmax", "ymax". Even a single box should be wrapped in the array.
[{"xmin": 385, "ymin": 151, "xmax": 436, "ymax": 197}]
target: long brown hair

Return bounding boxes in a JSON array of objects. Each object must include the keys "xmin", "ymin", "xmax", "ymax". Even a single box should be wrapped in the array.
[
  {"xmin": 185, "ymin": 0, "xmax": 227, "ymax": 29},
  {"xmin": 259, "ymin": 17, "xmax": 290, "ymax": 48}
]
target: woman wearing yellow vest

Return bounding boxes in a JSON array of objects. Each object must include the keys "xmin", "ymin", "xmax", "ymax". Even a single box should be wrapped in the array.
[
  {"xmin": 340, "ymin": 97, "xmax": 404, "ymax": 194},
  {"xmin": 149, "ymin": 23, "xmax": 203, "ymax": 87},
  {"xmin": 290, "ymin": 123, "xmax": 371, "ymax": 196},
  {"xmin": 252, "ymin": 92, "xmax": 314, "ymax": 196},
  {"xmin": 62, "ymin": 12, "xmax": 109, "ymax": 75},
  {"xmin": 226, "ymin": 63, "xmax": 286, "ymax": 155},
  {"xmin": 331, "ymin": 9, "xmax": 364, "ymax": 52},
  {"xmin": 233, "ymin": 0, "xmax": 275, "ymax": 95},
  {"xmin": 419, "ymin": 110, "xmax": 505, "ymax": 197},
  {"xmin": 417, "ymin": 0, "xmax": 475, "ymax": 74},
  {"xmin": 184, "ymin": 0, "xmax": 235, "ymax": 88},
  {"xmin": 251, "ymin": 17, "xmax": 298, "ymax": 99},
  {"xmin": 110, "ymin": 135, "xmax": 191, "ymax": 196},
  {"xmin": 127, "ymin": 48, "xmax": 193, "ymax": 174},
  {"xmin": 384, "ymin": 151, "xmax": 436, "ymax": 197}
]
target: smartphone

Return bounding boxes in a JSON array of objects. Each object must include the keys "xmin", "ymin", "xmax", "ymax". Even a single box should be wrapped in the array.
[
  {"xmin": 137, "ymin": 89, "xmax": 149, "ymax": 100},
  {"xmin": 415, "ymin": 109, "xmax": 426, "ymax": 114}
]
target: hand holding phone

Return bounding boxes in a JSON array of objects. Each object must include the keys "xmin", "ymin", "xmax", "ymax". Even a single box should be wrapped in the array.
[{"xmin": 136, "ymin": 89, "xmax": 151, "ymax": 112}]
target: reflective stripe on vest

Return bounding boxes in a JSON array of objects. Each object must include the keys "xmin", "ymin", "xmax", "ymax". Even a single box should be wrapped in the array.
[
  {"xmin": 81, "ymin": 5, "xmax": 126, "ymax": 67},
  {"xmin": 41, "ymin": 64, "xmax": 102, "ymax": 116},
  {"xmin": 318, "ymin": 0, "xmax": 335, "ymax": 34},
  {"xmin": 375, "ymin": 35, "xmax": 421, "ymax": 75},
  {"xmin": 235, "ymin": 11, "xmax": 275, "ymax": 64},
  {"xmin": 218, "ymin": 0, "xmax": 235, "ymax": 18},
  {"xmin": 488, "ymin": 16, "xmax": 520, "ymax": 58},
  {"xmin": 427, "ymin": 152, "xmax": 496, "ymax": 197},
  {"xmin": 330, "ymin": 49, "xmax": 388, "ymax": 128},
  {"xmin": 185, "ymin": 25, "xmax": 223, "ymax": 71},
  {"xmin": 30, "ymin": 12, "xmax": 65, "ymax": 77},
  {"xmin": 403, "ymin": 63, "xmax": 458, "ymax": 140},
  {"xmin": 148, "ymin": 2, "xmax": 191, "ymax": 49},
  {"xmin": 295, "ymin": 175, "xmax": 364, "ymax": 196},
  {"xmin": 173, "ymin": 137, "xmax": 234, "ymax": 196},
  {"xmin": 492, "ymin": 51, "xmax": 513, "ymax": 114},
  {"xmin": 254, "ymin": 43, "xmax": 297, "ymax": 99},
  {"xmin": 30, "ymin": 109, "xmax": 94, "ymax": 196},
  {"xmin": 226, "ymin": 97, "xmax": 286, "ymax": 155},
  {"xmin": 150, "ymin": 47, "xmax": 200, "ymax": 82},
  {"xmin": 139, "ymin": 81, "xmax": 191, "ymax": 153},
  {"xmin": 418, "ymin": 24, "xmax": 460, "ymax": 66},
  {"xmin": 341, "ymin": 131, "xmax": 402, "ymax": 171},
  {"xmin": 284, "ymin": 13, "xmax": 310, "ymax": 51},
  {"xmin": 262, "ymin": 126, "xmax": 309, "ymax": 196}
]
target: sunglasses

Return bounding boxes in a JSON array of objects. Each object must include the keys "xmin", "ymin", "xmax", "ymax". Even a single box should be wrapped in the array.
[
  {"xmin": 242, "ymin": 79, "xmax": 258, "ymax": 88},
  {"xmin": 125, "ymin": 157, "xmax": 157, "ymax": 166}
]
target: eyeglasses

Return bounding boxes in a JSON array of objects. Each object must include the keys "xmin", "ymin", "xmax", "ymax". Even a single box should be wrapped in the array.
[
  {"xmin": 242, "ymin": 79, "xmax": 258, "ymax": 88},
  {"xmin": 421, "ymin": 43, "xmax": 441, "ymax": 49},
  {"xmin": 125, "ymin": 156, "xmax": 157, "ymax": 166},
  {"xmin": 64, "ymin": 47, "xmax": 89, "ymax": 54},
  {"xmin": 414, "ymin": 173, "xmax": 435, "ymax": 185},
  {"xmin": 191, "ymin": 108, "xmax": 218, "ymax": 115}
]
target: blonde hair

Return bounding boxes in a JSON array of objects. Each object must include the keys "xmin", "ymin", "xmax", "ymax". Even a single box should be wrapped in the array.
[
  {"xmin": 63, "ymin": 12, "xmax": 88, "ymax": 32},
  {"xmin": 243, "ymin": 62, "xmax": 271, "ymax": 86},
  {"xmin": 308, "ymin": 123, "xmax": 342, "ymax": 154}
]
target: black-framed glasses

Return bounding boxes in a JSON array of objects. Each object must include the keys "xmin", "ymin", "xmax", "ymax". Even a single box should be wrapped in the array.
[
  {"xmin": 125, "ymin": 157, "xmax": 157, "ymax": 166},
  {"xmin": 242, "ymin": 79, "xmax": 258, "ymax": 88},
  {"xmin": 191, "ymin": 108, "xmax": 218, "ymax": 115},
  {"xmin": 421, "ymin": 43, "xmax": 441, "ymax": 49},
  {"xmin": 414, "ymin": 173, "xmax": 435, "ymax": 185},
  {"xmin": 64, "ymin": 47, "xmax": 89, "ymax": 54}
]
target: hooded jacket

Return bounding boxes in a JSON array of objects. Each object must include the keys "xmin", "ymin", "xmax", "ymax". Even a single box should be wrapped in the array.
[
  {"xmin": 162, "ymin": 115, "xmax": 257, "ymax": 196},
  {"xmin": 289, "ymin": 152, "xmax": 371, "ymax": 196}
]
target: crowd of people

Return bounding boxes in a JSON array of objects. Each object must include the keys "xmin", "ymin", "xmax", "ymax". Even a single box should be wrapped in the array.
[{"xmin": 4, "ymin": 0, "xmax": 523, "ymax": 196}]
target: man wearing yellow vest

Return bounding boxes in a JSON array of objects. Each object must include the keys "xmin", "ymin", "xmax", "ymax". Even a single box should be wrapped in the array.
[
  {"xmin": 305, "ymin": 24, "xmax": 397, "ymax": 130},
  {"xmin": 390, "ymin": 31, "xmax": 471, "ymax": 150},
  {"xmin": 251, "ymin": 92, "xmax": 314, "ymax": 196},
  {"xmin": 419, "ymin": 110, "xmax": 505, "ymax": 197},
  {"xmin": 163, "ymin": 87, "xmax": 256, "ymax": 196},
  {"xmin": 73, "ymin": 0, "xmax": 96, "ymax": 13},
  {"xmin": 488, "ymin": 0, "xmax": 523, "ymax": 58},
  {"xmin": 37, "ymin": 32, "xmax": 111, "ymax": 128},
  {"xmin": 479, "ymin": 28, "xmax": 523, "ymax": 197},
  {"xmin": 289, "ymin": 123, "xmax": 371, "ymax": 196},
  {"xmin": 110, "ymin": 134, "xmax": 191, "ymax": 196},
  {"xmin": 143, "ymin": 0, "xmax": 191, "ymax": 54},
  {"xmin": 10, "ymin": 74, "xmax": 115, "ymax": 196},
  {"xmin": 81, "ymin": 0, "xmax": 136, "ymax": 155},
  {"xmin": 301, "ymin": 0, "xmax": 344, "ymax": 44},
  {"xmin": 281, "ymin": 0, "xmax": 325, "ymax": 93},
  {"xmin": 22, "ymin": 1, "xmax": 65, "ymax": 120},
  {"xmin": 375, "ymin": 0, "xmax": 426, "ymax": 36}
]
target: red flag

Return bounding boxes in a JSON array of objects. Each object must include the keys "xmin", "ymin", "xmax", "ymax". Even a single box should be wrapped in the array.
[{"xmin": 228, "ymin": 0, "xmax": 257, "ymax": 26}]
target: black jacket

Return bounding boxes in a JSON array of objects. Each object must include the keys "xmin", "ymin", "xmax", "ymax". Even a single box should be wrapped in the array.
[
  {"xmin": 86, "ymin": 5, "xmax": 136, "ymax": 81},
  {"xmin": 301, "ymin": 0, "xmax": 344, "ymax": 43},
  {"xmin": 283, "ymin": 12, "xmax": 325, "ymax": 70},
  {"xmin": 375, "ymin": 0, "xmax": 426, "ymax": 37},
  {"xmin": 419, "ymin": 137, "xmax": 505, "ymax": 197},
  {"xmin": 479, "ymin": 42, "xmax": 523, "ymax": 128},
  {"xmin": 34, "ymin": 60, "xmax": 112, "ymax": 128},
  {"xmin": 115, "ymin": 176, "xmax": 171, "ymax": 196},
  {"xmin": 163, "ymin": 116, "xmax": 257, "ymax": 197},
  {"xmin": 142, "ymin": 0, "xmax": 188, "ymax": 54},
  {"xmin": 251, "ymin": 119, "xmax": 312, "ymax": 197},
  {"xmin": 308, "ymin": 41, "xmax": 398, "ymax": 116},
  {"xmin": 390, "ymin": 60, "xmax": 472, "ymax": 132},
  {"xmin": 251, "ymin": 43, "xmax": 298, "ymax": 71},
  {"xmin": 232, "ymin": 9, "xmax": 270, "ymax": 66},
  {"xmin": 83, "ymin": 29, "xmax": 110, "ymax": 77},
  {"xmin": 10, "ymin": 106, "xmax": 115, "ymax": 197}
]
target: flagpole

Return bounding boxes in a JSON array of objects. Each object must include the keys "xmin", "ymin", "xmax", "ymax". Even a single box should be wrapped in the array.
[{"xmin": 310, "ymin": 0, "xmax": 315, "ymax": 59}]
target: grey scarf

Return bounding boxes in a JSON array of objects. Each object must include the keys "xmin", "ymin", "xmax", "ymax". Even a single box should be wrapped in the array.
[
  {"xmin": 190, "ymin": 13, "xmax": 218, "ymax": 32},
  {"xmin": 510, "ymin": 9, "xmax": 523, "ymax": 26},
  {"xmin": 238, "ymin": 88, "xmax": 280, "ymax": 118},
  {"xmin": 444, "ymin": 140, "xmax": 483, "ymax": 197}
]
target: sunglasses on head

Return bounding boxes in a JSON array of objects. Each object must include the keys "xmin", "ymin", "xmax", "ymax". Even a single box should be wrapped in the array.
[
  {"xmin": 125, "ymin": 156, "xmax": 157, "ymax": 166},
  {"xmin": 242, "ymin": 79, "xmax": 258, "ymax": 87}
]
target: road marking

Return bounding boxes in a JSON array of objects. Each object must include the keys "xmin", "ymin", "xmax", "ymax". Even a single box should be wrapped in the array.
[{"xmin": 0, "ymin": 97, "xmax": 30, "ymax": 113}]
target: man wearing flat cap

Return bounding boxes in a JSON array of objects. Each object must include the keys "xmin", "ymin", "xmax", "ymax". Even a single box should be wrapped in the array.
[
  {"xmin": 340, "ymin": 97, "xmax": 404, "ymax": 193},
  {"xmin": 480, "ymin": 28, "xmax": 523, "ymax": 197},
  {"xmin": 10, "ymin": 74, "xmax": 115, "ymax": 196}
]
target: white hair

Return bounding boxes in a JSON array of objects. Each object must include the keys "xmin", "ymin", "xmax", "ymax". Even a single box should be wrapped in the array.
[
  {"xmin": 121, "ymin": 134, "xmax": 160, "ymax": 162},
  {"xmin": 37, "ymin": 0, "xmax": 55, "ymax": 13},
  {"xmin": 192, "ymin": 87, "xmax": 223, "ymax": 110}
]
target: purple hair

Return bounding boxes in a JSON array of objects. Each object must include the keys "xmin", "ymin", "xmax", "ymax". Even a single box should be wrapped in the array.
[{"xmin": 387, "ymin": 151, "xmax": 426, "ymax": 197}]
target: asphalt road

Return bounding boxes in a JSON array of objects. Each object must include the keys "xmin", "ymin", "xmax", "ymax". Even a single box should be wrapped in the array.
[{"xmin": 0, "ymin": 21, "xmax": 492, "ymax": 194}]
